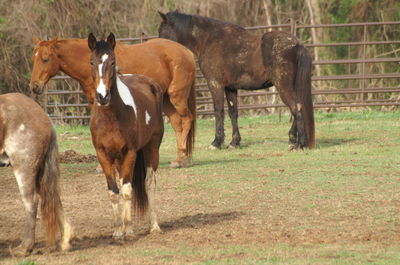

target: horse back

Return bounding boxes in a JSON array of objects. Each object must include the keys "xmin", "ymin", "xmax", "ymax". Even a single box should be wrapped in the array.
[
  {"xmin": 198, "ymin": 26, "xmax": 267, "ymax": 89},
  {"xmin": 115, "ymin": 39, "xmax": 195, "ymax": 90}
]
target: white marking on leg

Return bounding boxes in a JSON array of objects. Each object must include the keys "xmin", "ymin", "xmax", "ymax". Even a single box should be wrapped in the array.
[
  {"xmin": 121, "ymin": 183, "xmax": 133, "ymax": 234},
  {"xmin": 108, "ymin": 190, "xmax": 123, "ymax": 238},
  {"xmin": 229, "ymin": 101, "xmax": 233, "ymax": 106},
  {"xmin": 145, "ymin": 110, "xmax": 151, "ymax": 125},
  {"xmin": 116, "ymin": 76, "xmax": 137, "ymax": 115},
  {"xmin": 297, "ymin": 103, "xmax": 302, "ymax": 111},
  {"xmin": 146, "ymin": 167, "xmax": 160, "ymax": 233}
]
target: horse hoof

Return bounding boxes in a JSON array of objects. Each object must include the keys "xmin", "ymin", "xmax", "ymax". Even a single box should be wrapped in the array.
[
  {"xmin": 150, "ymin": 225, "xmax": 161, "ymax": 234},
  {"xmin": 95, "ymin": 165, "xmax": 103, "ymax": 174},
  {"xmin": 9, "ymin": 244, "xmax": 32, "ymax": 257},
  {"xmin": 228, "ymin": 144, "xmax": 240, "ymax": 149},
  {"xmin": 288, "ymin": 144, "xmax": 297, "ymax": 151},
  {"xmin": 125, "ymin": 227, "xmax": 134, "ymax": 235},
  {"xmin": 209, "ymin": 144, "xmax": 220, "ymax": 150},
  {"xmin": 169, "ymin": 158, "xmax": 190, "ymax": 168},
  {"xmin": 112, "ymin": 231, "xmax": 125, "ymax": 239}
]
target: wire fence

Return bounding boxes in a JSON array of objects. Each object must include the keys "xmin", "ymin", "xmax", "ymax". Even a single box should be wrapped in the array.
[{"xmin": 43, "ymin": 21, "xmax": 400, "ymax": 123}]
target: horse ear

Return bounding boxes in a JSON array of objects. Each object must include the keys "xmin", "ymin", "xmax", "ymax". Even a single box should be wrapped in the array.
[
  {"xmin": 106, "ymin": 32, "xmax": 116, "ymax": 50},
  {"xmin": 50, "ymin": 37, "xmax": 58, "ymax": 45},
  {"xmin": 32, "ymin": 36, "xmax": 41, "ymax": 45},
  {"xmin": 88, "ymin": 33, "xmax": 97, "ymax": 51},
  {"xmin": 158, "ymin": 11, "xmax": 168, "ymax": 23}
]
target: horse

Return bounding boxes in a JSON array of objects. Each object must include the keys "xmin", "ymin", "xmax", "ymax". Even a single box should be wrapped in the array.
[
  {"xmin": 30, "ymin": 36, "xmax": 196, "ymax": 168},
  {"xmin": 158, "ymin": 11, "xmax": 315, "ymax": 150},
  {"xmin": 0, "ymin": 93, "xmax": 72, "ymax": 256},
  {"xmin": 88, "ymin": 32, "xmax": 164, "ymax": 238}
]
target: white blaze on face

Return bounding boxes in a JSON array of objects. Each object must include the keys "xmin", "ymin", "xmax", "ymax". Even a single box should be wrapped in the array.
[
  {"xmin": 145, "ymin": 110, "xmax": 151, "ymax": 125},
  {"xmin": 96, "ymin": 54, "xmax": 109, "ymax": 97},
  {"xmin": 116, "ymin": 76, "xmax": 137, "ymax": 116}
]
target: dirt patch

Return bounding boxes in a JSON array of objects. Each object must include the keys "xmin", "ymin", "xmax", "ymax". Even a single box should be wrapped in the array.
[{"xmin": 59, "ymin": 149, "xmax": 97, "ymax": 163}]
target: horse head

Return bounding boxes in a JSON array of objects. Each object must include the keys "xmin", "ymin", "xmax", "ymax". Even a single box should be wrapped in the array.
[
  {"xmin": 88, "ymin": 33, "xmax": 116, "ymax": 106},
  {"xmin": 158, "ymin": 11, "xmax": 180, "ymax": 42},
  {"xmin": 30, "ymin": 36, "xmax": 60, "ymax": 94}
]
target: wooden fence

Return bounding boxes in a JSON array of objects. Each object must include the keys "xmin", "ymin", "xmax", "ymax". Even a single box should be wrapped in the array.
[{"xmin": 43, "ymin": 21, "xmax": 400, "ymax": 123}]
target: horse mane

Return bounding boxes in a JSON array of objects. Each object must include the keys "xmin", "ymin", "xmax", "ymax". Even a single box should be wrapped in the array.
[{"xmin": 166, "ymin": 11, "xmax": 246, "ymax": 34}]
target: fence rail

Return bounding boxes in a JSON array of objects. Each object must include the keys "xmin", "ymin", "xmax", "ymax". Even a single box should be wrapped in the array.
[{"xmin": 44, "ymin": 21, "xmax": 400, "ymax": 122}]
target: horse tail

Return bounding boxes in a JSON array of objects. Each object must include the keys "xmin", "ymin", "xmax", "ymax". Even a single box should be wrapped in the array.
[
  {"xmin": 186, "ymin": 79, "xmax": 196, "ymax": 158},
  {"xmin": 133, "ymin": 149, "xmax": 148, "ymax": 215},
  {"xmin": 37, "ymin": 127, "xmax": 62, "ymax": 244},
  {"xmin": 295, "ymin": 44, "xmax": 315, "ymax": 148}
]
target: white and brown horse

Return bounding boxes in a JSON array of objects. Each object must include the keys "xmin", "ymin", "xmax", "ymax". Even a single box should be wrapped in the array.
[
  {"xmin": 0, "ymin": 93, "xmax": 72, "ymax": 256},
  {"xmin": 88, "ymin": 33, "xmax": 164, "ymax": 238}
]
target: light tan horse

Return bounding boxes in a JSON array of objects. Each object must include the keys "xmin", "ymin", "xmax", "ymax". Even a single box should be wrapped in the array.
[
  {"xmin": 0, "ymin": 93, "xmax": 72, "ymax": 256},
  {"xmin": 30, "ymin": 37, "xmax": 196, "ymax": 168}
]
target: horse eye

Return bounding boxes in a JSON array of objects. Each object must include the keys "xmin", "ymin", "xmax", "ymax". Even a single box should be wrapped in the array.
[{"xmin": 43, "ymin": 58, "xmax": 49, "ymax": 63}]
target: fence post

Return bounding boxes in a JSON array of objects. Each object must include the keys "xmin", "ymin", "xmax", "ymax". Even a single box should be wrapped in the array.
[{"xmin": 362, "ymin": 24, "xmax": 367, "ymax": 102}]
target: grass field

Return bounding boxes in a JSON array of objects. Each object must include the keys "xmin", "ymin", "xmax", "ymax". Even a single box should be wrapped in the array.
[{"xmin": 1, "ymin": 110, "xmax": 399, "ymax": 265}]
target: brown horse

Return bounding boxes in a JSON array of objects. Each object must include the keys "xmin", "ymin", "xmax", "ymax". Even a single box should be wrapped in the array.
[
  {"xmin": 30, "ymin": 36, "xmax": 196, "ymax": 168},
  {"xmin": 88, "ymin": 33, "xmax": 164, "ymax": 238},
  {"xmin": 0, "ymin": 93, "xmax": 72, "ymax": 256},
  {"xmin": 158, "ymin": 11, "xmax": 315, "ymax": 150}
]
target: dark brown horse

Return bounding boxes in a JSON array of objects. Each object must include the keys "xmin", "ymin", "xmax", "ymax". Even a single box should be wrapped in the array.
[
  {"xmin": 30, "ymin": 36, "xmax": 195, "ymax": 168},
  {"xmin": 88, "ymin": 33, "xmax": 164, "ymax": 238},
  {"xmin": 0, "ymin": 93, "xmax": 72, "ymax": 256},
  {"xmin": 158, "ymin": 11, "xmax": 315, "ymax": 150}
]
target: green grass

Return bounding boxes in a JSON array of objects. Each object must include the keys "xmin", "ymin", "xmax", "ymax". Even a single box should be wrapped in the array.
[{"xmin": 19, "ymin": 110, "xmax": 400, "ymax": 264}]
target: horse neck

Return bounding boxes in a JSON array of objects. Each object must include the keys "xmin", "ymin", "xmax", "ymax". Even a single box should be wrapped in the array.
[
  {"xmin": 56, "ymin": 40, "xmax": 92, "ymax": 86},
  {"xmin": 182, "ymin": 16, "xmax": 214, "ymax": 57}
]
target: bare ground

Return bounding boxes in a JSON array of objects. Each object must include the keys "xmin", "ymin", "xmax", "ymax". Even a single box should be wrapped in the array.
[{"xmin": 0, "ymin": 149, "xmax": 399, "ymax": 264}]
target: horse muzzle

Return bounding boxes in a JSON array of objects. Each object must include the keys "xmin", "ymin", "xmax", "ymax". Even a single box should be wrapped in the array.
[
  {"xmin": 96, "ymin": 91, "xmax": 111, "ymax": 106},
  {"xmin": 29, "ymin": 81, "xmax": 45, "ymax": 94}
]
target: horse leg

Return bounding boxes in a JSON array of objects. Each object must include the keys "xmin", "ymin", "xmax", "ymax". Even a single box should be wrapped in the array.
[
  {"xmin": 167, "ymin": 91, "xmax": 194, "ymax": 168},
  {"xmin": 162, "ymin": 96, "xmax": 186, "ymax": 168},
  {"xmin": 224, "ymin": 87, "xmax": 241, "ymax": 148},
  {"xmin": 208, "ymin": 80, "xmax": 225, "ymax": 149},
  {"xmin": 96, "ymin": 148, "xmax": 122, "ymax": 238},
  {"xmin": 273, "ymin": 74, "xmax": 306, "ymax": 149},
  {"xmin": 118, "ymin": 150, "xmax": 136, "ymax": 235},
  {"xmin": 57, "ymin": 205, "xmax": 73, "ymax": 251},
  {"xmin": 12, "ymin": 168, "xmax": 38, "ymax": 256},
  {"xmin": 143, "ymin": 144, "xmax": 161, "ymax": 233}
]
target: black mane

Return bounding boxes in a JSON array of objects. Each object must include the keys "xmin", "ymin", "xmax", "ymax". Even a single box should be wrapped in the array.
[{"xmin": 166, "ymin": 11, "xmax": 245, "ymax": 32}]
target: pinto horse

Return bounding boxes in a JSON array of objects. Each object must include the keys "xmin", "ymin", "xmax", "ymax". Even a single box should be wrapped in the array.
[
  {"xmin": 88, "ymin": 33, "xmax": 164, "ymax": 238},
  {"xmin": 30, "ymin": 36, "xmax": 195, "ymax": 168},
  {"xmin": 0, "ymin": 93, "xmax": 72, "ymax": 256},
  {"xmin": 158, "ymin": 11, "xmax": 315, "ymax": 150}
]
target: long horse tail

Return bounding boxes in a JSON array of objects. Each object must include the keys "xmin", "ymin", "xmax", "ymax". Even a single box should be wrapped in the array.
[
  {"xmin": 186, "ymin": 80, "xmax": 197, "ymax": 158},
  {"xmin": 133, "ymin": 149, "xmax": 148, "ymax": 215},
  {"xmin": 37, "ymin": 127, "xmax": 62, "ymax": 244},
  {"xmin": 295, "ymin": 44, "xmax": 315, "ymax": 148}
]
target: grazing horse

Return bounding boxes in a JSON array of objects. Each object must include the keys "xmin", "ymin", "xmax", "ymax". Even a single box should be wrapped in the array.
[
  {"xmin": 158, "ymin": 11, "xmax": 315, "ymax": 150},
  {"xmin": 30, "ymin": 36, "xmax": 195, "ymax": 168},
  {"xmin": 88, "ymin": 33, "xmax": 164, "ymax": 238},
  {"xmin": 0, "ymin": 93, "xmax": 72, "ymax": 256}
]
